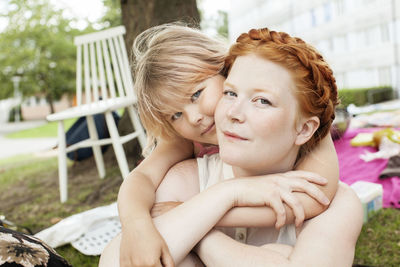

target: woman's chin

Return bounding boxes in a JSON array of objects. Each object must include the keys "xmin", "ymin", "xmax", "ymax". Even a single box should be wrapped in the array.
[{"xmin": 219, "ymin": 149, "xmax": 247, "ymax": 167}]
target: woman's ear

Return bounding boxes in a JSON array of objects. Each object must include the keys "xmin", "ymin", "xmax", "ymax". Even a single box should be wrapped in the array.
[{"xmin": 295, "ymin": 116, "xmax": 320, "ymax": 146}]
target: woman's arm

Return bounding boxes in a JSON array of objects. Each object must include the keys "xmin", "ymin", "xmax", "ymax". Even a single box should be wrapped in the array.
[
  {"xmin": 117, "ymin": 137, "xmax": 193, "ymax": 267},
  {"xmin": 294, "ymin": 133, "xmax": 339, "ymax": 215},
  {"xmin": 195, "ymin": 183, "xmax": 363, "ymax": 267}
]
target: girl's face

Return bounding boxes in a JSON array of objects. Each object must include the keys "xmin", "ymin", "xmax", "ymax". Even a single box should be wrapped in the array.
[
  {"xmin": 169, "ymin": 74, "xmax": 224, "ymax": 145},
  {"xmin": 215, "ymin": 54, "xmax": 302, "ymax": 176}
]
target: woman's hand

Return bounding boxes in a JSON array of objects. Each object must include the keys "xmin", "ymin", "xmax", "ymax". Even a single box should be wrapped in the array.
[
  {"xmin": 120, "ymin": 221, "xmax": 174, "ymax": 267},
  {"xmin": 227, "ymin": 170, "xmax": 330, "ymax": 229},
  {"xmin": 151, "ymin": 201, "xmax": 183, "ymax": 218}
]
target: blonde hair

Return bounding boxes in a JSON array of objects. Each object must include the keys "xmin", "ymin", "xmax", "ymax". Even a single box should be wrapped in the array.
[
  {"xmin": 224, "ymin": 28, "xmax": 339, "ymax": 159},
  {"xmin": 132, "ymin": 23, "xmax": 227, "ymax": 155}
]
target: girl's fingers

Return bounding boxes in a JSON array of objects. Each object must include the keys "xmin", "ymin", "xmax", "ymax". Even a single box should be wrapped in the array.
[
  {"xmin": 280, "ymin": 191, "xmax": 305, "ymax": 227},
  {"xmin": 161, "ymin": 246, "xmax": 175, "ymax": 267},
  {"xmin": 285, "ymin": 171, "xmax": 327, "ymax": 185},
  {"xmin": 291, "ymin": 179, "xmax": 330, "ymax": 205},
  {"xmin": 266, "ymin": 196, "xmax": 286, "ymax": 229}
]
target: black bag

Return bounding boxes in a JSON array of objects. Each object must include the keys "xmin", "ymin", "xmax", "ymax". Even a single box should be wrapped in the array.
[{"xmin": 66, "ymin": 112, "xmax": 120, "ymax": 161}]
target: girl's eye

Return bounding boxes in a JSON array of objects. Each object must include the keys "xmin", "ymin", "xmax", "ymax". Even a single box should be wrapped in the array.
[
  {"xmin": 171, "ymin": 112, "xmax": 183, "ymax": 121},
  {"xmin": 223, "ymin": 90, "xmax": 237, "ymax": 97},
  {"xmin": 191, "ymin": 89, "xmax": 203, "ymax": 102},
  {"xmin": 255, "ymin": 98, "xmax": 271, "ymax": 106}
]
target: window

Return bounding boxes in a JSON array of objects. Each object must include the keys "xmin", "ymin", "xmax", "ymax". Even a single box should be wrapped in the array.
[
  {"xmin": 335, "ymin": 0, "xmax": 345, "ymax": 16},
  {"xmin": 310, "ymin": 8, "xmax": 316, "ymax": 27},
  {"xmin": 378, "ymin": 67, "xmax": 392, "ymax": 85},
  {"xmin": 323, "ymin": 2, "xmax": 332, "ymax": 22},
  {"xmin": 335, "ymin": 72, "xmax": 347, "ymax": 88},
  {"xmin": 333, "ymin": 34, "xmax": 348, "ymax": 53},
  {"xmin": 381, "ymin": 23, "xmax": 390, "ymax": 42}
]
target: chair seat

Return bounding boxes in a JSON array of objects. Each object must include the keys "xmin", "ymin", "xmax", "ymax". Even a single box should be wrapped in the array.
[{"xmin": 47, "ymin": 97, "xmax": 135, "ymax": 121}]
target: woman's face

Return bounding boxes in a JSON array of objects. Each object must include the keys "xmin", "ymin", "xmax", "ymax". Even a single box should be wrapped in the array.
[
  {"xmin": 169, "ymin": 74, "xmax": 224, "ymax": 145},
  {"xmin": 215, "ymin": 54, "xmax": 301, "ymax": 176}
]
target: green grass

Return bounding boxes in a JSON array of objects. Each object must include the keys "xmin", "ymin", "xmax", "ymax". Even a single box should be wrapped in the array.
[
  {"xmin": 5, "ymin": 108, "xmax": 126, "ymax": 139},
  {"xmin": 6, "ymin": 118, "xmax": 77, "ymax": 138},
  {"xmin": 0, "ymin": 156, "xmax": 58, "ymax": 189},
  {"xmin": 354, "ymin": 208, "xmax": 400, "ymax": 266}
]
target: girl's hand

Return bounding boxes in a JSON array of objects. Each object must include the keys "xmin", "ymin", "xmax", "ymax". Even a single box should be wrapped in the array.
[
  {"xmin": 120, "ymin": 221, "xmax": 174, "ymax": 267},
  {"xmin": 151, "ymin": 201, "xmax": 183, "ymax": 218},
  {"xmin": 227, "ymin": 170, "xmax": 330, "ymax": 229}
]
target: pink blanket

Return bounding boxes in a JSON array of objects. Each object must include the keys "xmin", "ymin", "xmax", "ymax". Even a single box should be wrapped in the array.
[{"xmin": 334, "ymin": 128, "xmax": 400, "ymax": 208}]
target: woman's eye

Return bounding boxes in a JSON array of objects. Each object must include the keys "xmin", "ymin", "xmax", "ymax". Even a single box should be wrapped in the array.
[
  {"xmin": 223, "ymin": 90, "xmax": 237, "ymax": 97},
  {"xmin": 171, "ymin": 112, "xmax": 183, "ymax": 121},
  {"xmin": 255, "ymin": 98, "xmax": 271, "ymax": 105},
  {"xmin": 191, "ymin": 89, "xmax": 203, "ymax": 102}
]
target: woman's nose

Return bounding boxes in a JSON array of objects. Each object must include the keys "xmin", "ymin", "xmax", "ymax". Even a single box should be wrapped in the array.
[{"xmin": 226, "ymin": 101, "xmax": 244, "ymax": 123}]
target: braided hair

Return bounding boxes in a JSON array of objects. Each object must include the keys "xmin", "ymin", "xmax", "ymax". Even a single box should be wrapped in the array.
[{"xmin": 224, "ymin": 28, "xmax": 339, "ymax": 158}]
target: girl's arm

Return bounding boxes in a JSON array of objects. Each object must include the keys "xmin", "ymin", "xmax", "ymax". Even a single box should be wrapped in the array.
[
  {"xmin": 195, "ymin": 183, "xmax": 363, "ymax": 267},
  {"xmin": 216, "ymin": 133, "xmax": 339, "ymax": 228},
  {"xmin": 152, "ymin": 159, "xmax": 329, "ymax": 264},
  {"xmin": 117, "ymin": 137, "xmax": 193, "ymax": 267}
]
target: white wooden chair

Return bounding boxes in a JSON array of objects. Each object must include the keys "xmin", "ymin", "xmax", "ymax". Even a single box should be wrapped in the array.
[{"xmin": 47, "ymin": 26, "xmax": 146, "ymax": 203}]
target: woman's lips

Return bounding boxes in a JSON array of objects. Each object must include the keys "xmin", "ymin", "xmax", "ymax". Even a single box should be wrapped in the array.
[
  {"xmin": 223, "ymin": 131, "xmax": 248, "ymax": 141},
  {"xmin": 201, "ymin": 123, "xmax": 215, "ymax": 135}
]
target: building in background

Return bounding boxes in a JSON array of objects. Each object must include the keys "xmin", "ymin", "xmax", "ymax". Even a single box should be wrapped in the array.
[{"xmin": 228, "ymin": 0, "xmax": 400, "ymax": 94}]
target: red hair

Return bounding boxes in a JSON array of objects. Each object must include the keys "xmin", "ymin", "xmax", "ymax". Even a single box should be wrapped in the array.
[{"xmin": 224, "ymin": 28, "xmax": 339, "ymax": 157}]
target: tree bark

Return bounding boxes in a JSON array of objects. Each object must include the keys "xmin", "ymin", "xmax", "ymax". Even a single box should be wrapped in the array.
[
  {"xmin": 118, "ymin": 0, "xmax": 200, "ymax": 157},
  {"xmin": 46, "ymin": 94, "xmax": 55, "ymax": 114}
]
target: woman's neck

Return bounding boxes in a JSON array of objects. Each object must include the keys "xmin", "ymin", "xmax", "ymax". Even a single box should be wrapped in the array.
[
  {"xmin": 229, "ymin": 149, "xmax": 299, "ymax": 178},
  {"xmin": 231, "ymin": 165, "xmax": 293, "ymax": 178}
]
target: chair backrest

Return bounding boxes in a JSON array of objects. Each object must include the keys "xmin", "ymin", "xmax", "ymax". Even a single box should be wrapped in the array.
[{"xmin": 74, "ymin": 26, "xmax": 134, "ymax": 105}]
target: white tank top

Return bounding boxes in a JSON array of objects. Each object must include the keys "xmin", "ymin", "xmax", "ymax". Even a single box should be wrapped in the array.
[{"xmin": 196, "ymin": 154, "xmax": 297, "ymax": 246}]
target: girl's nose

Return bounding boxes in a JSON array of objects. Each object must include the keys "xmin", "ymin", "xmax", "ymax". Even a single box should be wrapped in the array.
[{"xmin": 185, "ymin": 104, "xmax": 204, "ymax": 125}]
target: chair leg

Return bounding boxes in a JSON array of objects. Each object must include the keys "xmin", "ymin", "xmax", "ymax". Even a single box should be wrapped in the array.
[
  {"xmin": 127, "ymin": 106, "xmax": 147, "ymax": 149},
  {"xmin": 86, "ymin": 115, "xmax": 106, "ymax": 179},
  {"xmin": 105, "ymin": 111, "xmax": 130, "ymax": 179},
  {"xmin": 57, "ymin": 121, "xmax": 68, "ymax": 203}
]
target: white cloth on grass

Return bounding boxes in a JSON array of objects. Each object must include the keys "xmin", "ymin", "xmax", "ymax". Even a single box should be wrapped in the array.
[{"xmin": 35, "ymin": 202, "xmax": 121, "ymax": 255}]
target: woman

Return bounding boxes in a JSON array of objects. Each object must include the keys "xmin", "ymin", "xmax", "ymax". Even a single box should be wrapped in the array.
[{"xmin": 101, "ymin": 27, "xmax": 362, "ymax": 266}]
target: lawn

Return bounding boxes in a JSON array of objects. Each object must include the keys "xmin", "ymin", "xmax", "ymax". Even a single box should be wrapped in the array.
[
  {"xmin": 0, "ymin": 153, "xmax": 399, "ymax": 266},
  {"xmin": 6, "ymin": 118, "xmax": 77, "ymax": 138}
]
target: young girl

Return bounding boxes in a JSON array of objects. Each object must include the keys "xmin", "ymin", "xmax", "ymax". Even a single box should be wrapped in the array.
[
  {"xmin": 116, "ymin": 24, "xmax": 340, "ymax": 267},
  {"xmin": 100, "ymin": 26, "xmax": 362, "ymax": 267}
]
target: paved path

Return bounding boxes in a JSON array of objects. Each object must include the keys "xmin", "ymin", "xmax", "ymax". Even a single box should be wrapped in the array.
[
  {"xmin": 0, "ymin": 136, "xmax": 57, "ymax": 160},
  {"xmin": 0, "ymin": 120, "xmax": 47, "ymax": 135},
  {"xmin": 0, "ymin": 121, "xmax": 57, "ymax": 160}
]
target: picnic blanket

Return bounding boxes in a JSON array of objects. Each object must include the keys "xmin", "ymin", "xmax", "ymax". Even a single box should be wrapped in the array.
[{"xmin": 334, "ymin": 127, "xmax": 400, "ymax": 208}]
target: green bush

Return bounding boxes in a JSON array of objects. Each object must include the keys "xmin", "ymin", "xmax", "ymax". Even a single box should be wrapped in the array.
[{"xmin": 338, "ymin": 86, "xmax": 394, "ymax": 108}]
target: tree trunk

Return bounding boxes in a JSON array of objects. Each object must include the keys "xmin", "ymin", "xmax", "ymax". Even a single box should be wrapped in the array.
[
  {"xmin": 46, "ymin": 94, "xmax": 55, "ymax": 114},
  {"xmin": 118, "ymin": 0, "xmax": 200, "ymax": 157},
  {"xmin": 120, "ymin": 0, "xmax": 200, "ymax": 56}
]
